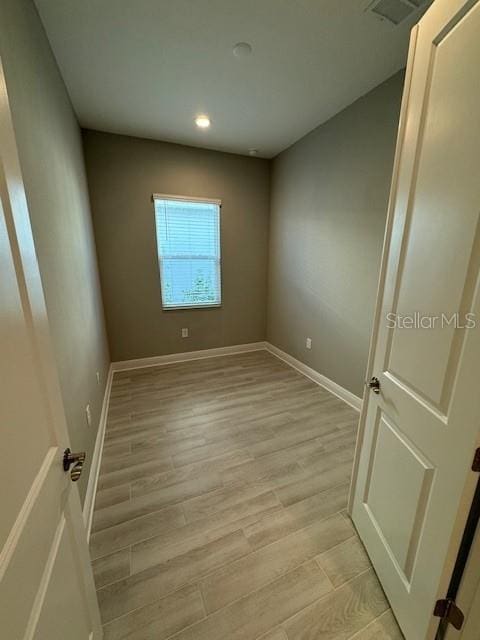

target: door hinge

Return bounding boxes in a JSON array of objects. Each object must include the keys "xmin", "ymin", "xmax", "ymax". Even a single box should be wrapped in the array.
[
  {"xmin": 434, "ymin": 599, "xmax": 464, "ymax": 630},
  {"xmin": 472, "ymin": 447, "xmax": 480, "ymax": 472}
]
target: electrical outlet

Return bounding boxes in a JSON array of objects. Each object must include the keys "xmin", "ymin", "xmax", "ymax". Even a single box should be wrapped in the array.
[
  {"xmin": 85, "ymin": 404, "xmax": 92, "ymax": 428},
  {"xmin": 96, "ymin": 371, "xmax": 100, "ymax": 385},
  {"xmin": 181, "ymin": 328, "xmax": 189, "ymax": 338},
  {"xmin": 306, "ymin": 337, "xmax": 312, "ymax": 350}
]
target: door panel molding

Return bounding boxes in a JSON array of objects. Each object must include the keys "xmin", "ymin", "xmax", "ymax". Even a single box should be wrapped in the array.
[
  {"xmin": 0, "ymin": 447, "xmax": 57, "ymax": 577},
  {"xmin": 24, "ymin": 516, "xmax": 66, "ymax": 640},
  {"xmin": 363, "ymin": 413, "xmax": 435, "ymax": 583}
]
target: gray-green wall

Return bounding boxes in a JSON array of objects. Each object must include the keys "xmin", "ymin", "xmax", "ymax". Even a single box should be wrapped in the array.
[
  {"xmin": 0, "ymin": 0, "xmax": 110, "ymax": 502},
  {"xmin": 82, "ymin": 130, "xmax": 271, "ymax": 361},
  {"xmin": 267, "ymin": 72, "xmax": 404, "ymax": 397}
]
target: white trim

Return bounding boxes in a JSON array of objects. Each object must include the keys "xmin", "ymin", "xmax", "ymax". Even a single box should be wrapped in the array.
[
  {"xmin": 265, "ymin": 342, "xmax": 363, "ymax": 412},
  {"xmin": 153, "ymin": 194, "xmax": 222, "ymax": 311},
  {"xmin": 152, "ymin": 193, "xmax": 222, "ymax": 205},
  {"xmin": 111, "ymin": 342, "xmax": 268, "ymax": 372},
  {"xmin": 83, "ymin": 363, "xmax": 114, "ymax": 541},
  {"xmin": 162, "ymin": 303, "xmax": 222, "ymax": 311}
]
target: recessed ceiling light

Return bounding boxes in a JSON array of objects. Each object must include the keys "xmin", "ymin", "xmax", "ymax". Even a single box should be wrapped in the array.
[
  {"xmin": 233, "ymin": 42, "xmax": 253, "ymax": 58},
  {"xmin": 248, "ymin": 148, "xmax": 258, "ymax": 156},
  {"xmin": 195, "ymin": 115, "xmax": 210, "ymax": 128}
]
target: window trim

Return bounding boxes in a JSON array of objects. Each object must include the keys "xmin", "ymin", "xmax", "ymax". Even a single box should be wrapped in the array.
[
  {"xmin": 152, "ymin": 193, "xmax": 222, "ymax": 311},
  {"xmin": 152, "ymin": 192, "xmax": 222, "ymax": 206}
]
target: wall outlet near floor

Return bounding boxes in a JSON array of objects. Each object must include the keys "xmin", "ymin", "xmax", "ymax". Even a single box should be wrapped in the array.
[
  {"xmin": 96, "ymin": 371, "xmax": 100, "ymax": 385},
  {"xmin": 306, "ymin": 337, "xmax": 312, "ymax": 350},
  {"xmin": 181, "ymin": 328, "xmax": 189, "ymax": 338},
  {"xmin": 85, "ymin": 403, "xmax": 92, "ymax": 427}
]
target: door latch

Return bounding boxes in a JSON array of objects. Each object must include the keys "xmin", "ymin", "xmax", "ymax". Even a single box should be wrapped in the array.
[
  {"xmin": 366, "ymin": 376, "xmax": 380, "ymax": 394},
  {"xmin": 63, "ymin": 448, "xmax": 86, "ymax": 482}
]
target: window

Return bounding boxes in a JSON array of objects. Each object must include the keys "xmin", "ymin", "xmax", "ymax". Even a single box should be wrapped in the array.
[{"xmin": 153, "ymin": 194, "xmax": 221, "ymax": 309}]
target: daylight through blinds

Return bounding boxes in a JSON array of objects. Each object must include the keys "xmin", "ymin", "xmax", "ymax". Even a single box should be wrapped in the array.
[{"xmin": 154, "ymin": 197, "xmax": 221, "ymax": 309}]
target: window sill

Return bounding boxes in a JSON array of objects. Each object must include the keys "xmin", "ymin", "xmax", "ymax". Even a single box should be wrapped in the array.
[{"xmin": 161, "ymin": 304, "xmax": 222, "ymax": 311}]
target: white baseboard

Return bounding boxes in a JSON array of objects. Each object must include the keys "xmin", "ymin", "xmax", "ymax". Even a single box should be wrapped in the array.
[
  {"xmin": 110, "ymin": 340, "xmax": 361, "ymax": 410},
  {"xmin": 265, "ymin": 342, "xmax": 363, "ymax": 412},
  {"xmin": 111, "ymin": 342, "xmax": 267, "ymax": 372},
  {"xmin": 83, "ymin": 363, "xmax": 114, "ymax": 541}
]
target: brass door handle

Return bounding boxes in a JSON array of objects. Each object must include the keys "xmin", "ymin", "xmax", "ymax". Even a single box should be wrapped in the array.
[
  {"xmin": 366, "ymin": 376, "xmax": 380, "ymax": 394},
  {"xmin": 63, "ymin": 448, "xmax": 86, "ymax": 482}
]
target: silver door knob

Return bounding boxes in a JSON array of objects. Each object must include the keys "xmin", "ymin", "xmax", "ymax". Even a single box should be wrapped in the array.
[
  {"xmin": 366, "ymin": 376, "xmax": 380, "ymax": 394},
  {"xmin": 63, "ymin": 448, "xmax": 86, "ymax": 482}
]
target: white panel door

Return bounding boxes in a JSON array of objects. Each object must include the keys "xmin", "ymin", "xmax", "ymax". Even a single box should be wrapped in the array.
[
  {"xmin": 0, "ymin": 57, "xmax": 102, "ymax": 639},
  {"xmin": 351, "ymin": 1, "xmax": 480, "ymax": 638}
]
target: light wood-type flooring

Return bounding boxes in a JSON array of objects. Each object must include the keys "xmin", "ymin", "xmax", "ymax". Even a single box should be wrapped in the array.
[{"xmin": 90, "ymin": 350, "xmax": 403, "ymax": 639}]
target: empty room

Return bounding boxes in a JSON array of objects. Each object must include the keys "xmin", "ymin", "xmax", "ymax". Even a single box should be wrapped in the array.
[{"xmin": 1, "ymin": 0, "xmax": 480, "ymax": 639}]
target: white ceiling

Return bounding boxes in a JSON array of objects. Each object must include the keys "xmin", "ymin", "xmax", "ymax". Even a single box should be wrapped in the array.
[{"xmin": 35, "ymin": 0, "xmax": 427, "ymax": 158}]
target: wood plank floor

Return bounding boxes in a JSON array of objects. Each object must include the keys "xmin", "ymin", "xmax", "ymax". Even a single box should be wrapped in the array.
[{"xmin": 90, "ymin": 350, "xmax": 403, "ymax": 640}]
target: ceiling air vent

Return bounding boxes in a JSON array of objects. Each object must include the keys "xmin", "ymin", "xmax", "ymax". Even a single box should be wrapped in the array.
[{"xmin": 366, "ymin": 0, "xmax": 429, "ymax": 26}]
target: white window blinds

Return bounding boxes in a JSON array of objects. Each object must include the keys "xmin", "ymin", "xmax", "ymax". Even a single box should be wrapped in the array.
[{"xmin": 153, "ymin": 196, "xmax": 221, "ymax": 309}]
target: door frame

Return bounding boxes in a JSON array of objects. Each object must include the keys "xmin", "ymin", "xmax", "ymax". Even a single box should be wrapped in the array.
[
  {"xmin": 445, "ymin": 518, "xmax": 480, "ymax": 639},
  {"xmin": 347, "ymin": 9, "xmax": 480, "ymax": 638},
  {"xmin": 444, "ymin": 479, "xmax": 480, "ymax": 639}
]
